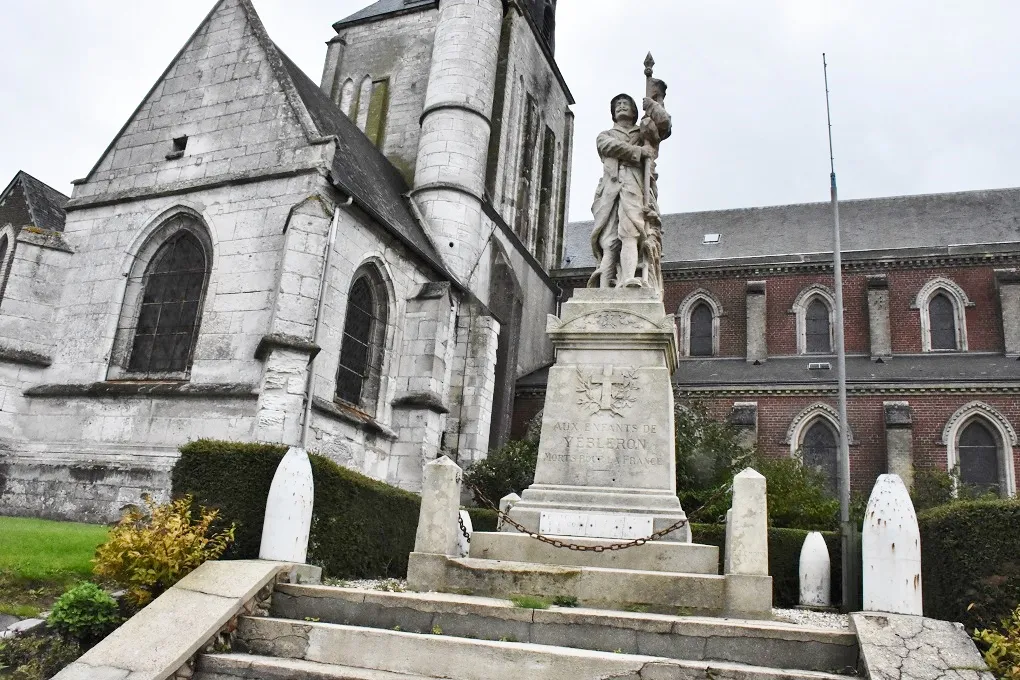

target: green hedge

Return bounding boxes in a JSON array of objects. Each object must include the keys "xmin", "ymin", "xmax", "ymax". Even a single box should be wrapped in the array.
[
  {"xmin": 692, "ymin": 524, "xmax": 843, "ymax": 608},
  {"xmin": 171, "ymin": 440, "xmax": 421, "ymax": 578},
  {"xmin": 918, "ymin": 500, "xmax": 1020, "ymax": 630}
]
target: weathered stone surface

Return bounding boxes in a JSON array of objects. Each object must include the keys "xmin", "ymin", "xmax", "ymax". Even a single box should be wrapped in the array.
[
  {"xmin": 259, "ymin": 447, "xmax": 314, "ymax": 563},
  {"xmin": 412, "ymin": 456, "xmax": 462, "ymax": 557},
  {"xmin": 53, "ymin": 560, "xmax": 286, "ymax": 680},
  {"xmin": 851, "ymin": 612, "xmax": 993, "ymax": 680},
  {"xmin": 863, "ymin": 474, "xmax": 922, "ymax": 615},
  {"xmin": 799, "ymin": 532, "xmax": 832, "ymax": 608},
  {"xmin": 727, "ymin": 469, "xmax": 768, "ymax": 576},
  {"xmin": 507, "ymin": 288, "xmax": 688, "ymax": 542}
]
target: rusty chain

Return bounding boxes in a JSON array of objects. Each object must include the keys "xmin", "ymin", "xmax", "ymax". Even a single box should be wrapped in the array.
[
  {"xmin": 463, "ymin": 481, "xmax": 733, "ymax": 553},
  {"xmin": 457, "ymin": 512, "xmax": 471, "ymax": 543}
]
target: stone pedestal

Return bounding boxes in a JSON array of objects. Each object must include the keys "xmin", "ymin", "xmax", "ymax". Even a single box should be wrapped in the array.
[{"xmin": 504, "ymin": 288, "xmax": 689, "ymax": 542}]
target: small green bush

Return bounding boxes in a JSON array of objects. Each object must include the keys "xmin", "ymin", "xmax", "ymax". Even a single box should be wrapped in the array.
[
  {"xmin": 172, "ymin": 440, "xmax": 421, "ymax": 579},
  {"xmin": 918, "ymin": 500, "xmax": 1020, "ymax": 630},
  {"xmin": 466, "ymin": 508, "xmax": 498, "ymax": 533},
  {"xmin": 752, "ymin": 455, "xmax": 839, "ymax": 531},
  {"xmin": 975, "ymin": 604, "xmax": 1020, "ymax": 680},
  {"xmin": 0, "ymin": 634, "xmax": 81, "ymax": 680},
  {"xmin": 46, "ymin": 583, "xmax": 121, "ymax": 647},
  {"xmin": 93, "ymin": 495, "xmax": 234, "ymax": 607},
  {"xmin": 464, "ymin": 440, "xmax": 538, "ymax": 506},
  {"xmin": 675, "ymin": 402, "xmax": 750, "ymax": 519}
]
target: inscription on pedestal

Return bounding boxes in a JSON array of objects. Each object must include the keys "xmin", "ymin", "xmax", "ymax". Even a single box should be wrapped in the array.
[{"xmin": 540, "ymin": 511, "xmax": 653, "ymax": 540}]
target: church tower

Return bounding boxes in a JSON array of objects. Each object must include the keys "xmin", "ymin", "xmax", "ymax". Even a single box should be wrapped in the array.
[{"xmin": 411, "ymin": 0, "xmax": 504, "ymax": 283}]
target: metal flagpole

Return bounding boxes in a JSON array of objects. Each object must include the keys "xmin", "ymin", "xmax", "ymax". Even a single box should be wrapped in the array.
[{"xmin": 823, "ymin": 53, "xmax": 858, "ymax": 612}]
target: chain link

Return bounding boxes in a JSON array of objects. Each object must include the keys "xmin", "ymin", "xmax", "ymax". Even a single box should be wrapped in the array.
[
  {"xmin": 457, "ymin": 513, "xmax": 471, "ymax": 544},
  {"xmin": 464, "ymin": 481, "xmax": 733, "ymax": 553}
]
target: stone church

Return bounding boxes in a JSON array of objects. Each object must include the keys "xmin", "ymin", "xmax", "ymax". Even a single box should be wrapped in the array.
[
  {"xmin": 0, "ymin": 0, "xmax": 569, "ymax": 521},
  {"xmin": 1, "ymin": 0, "xmax": 1017, "ymax": 523}
]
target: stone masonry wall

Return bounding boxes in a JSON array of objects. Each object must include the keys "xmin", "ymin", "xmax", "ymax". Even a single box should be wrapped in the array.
[
  {"xmin": 324, "ymin": 8, "xmax": 440, "ymax": 182},
  {"xmin": 0, "ymin": 237, "xmax": 72, "ymax": 357},
  {"xmin": 72, "ymin": 0, "xmax": 326, "ymax": 203},
  {"xmin": 487, "ymin": 5, "xmax": 572, "ymax": 271}
]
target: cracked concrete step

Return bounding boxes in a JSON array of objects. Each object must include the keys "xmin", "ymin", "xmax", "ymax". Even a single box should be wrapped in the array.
[
  {"xmin": 196, "ymin": 652, "xmax": 434, "ymax": 679},
  {"xmin": 235, "ymin": 616, "xmax": 857, "ymax": 680},
  {"xmin": 272, "ymin": 585, "xmax": 857, "ymax": 674},
  {"xmin": 412, "ymin": 554, "xmax": 729, "ymax": 614}
]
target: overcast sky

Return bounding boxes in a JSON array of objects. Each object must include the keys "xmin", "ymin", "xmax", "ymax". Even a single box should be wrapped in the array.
[{"xmin": 2, "ymin": 1, "xmax": 1019, "ymax": 222}]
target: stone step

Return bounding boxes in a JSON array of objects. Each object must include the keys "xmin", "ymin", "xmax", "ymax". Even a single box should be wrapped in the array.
[
  {"xmin": 196, "ymin": 653, "xmax": 432, "ymax": 679},
  {"xmin": 271, "ymin": 584, "xmax": 858, "ymax": 674},
  {"xmin": 468, "ymin": 532, "xmax": 719, "ymax": 574},
  {"xmin": 234, "ymin": 616, "xmax": 855, "ymax": 680},
  {"xmin": 408, "ymin": 552, "xmax": 731, "ymax": 615}
]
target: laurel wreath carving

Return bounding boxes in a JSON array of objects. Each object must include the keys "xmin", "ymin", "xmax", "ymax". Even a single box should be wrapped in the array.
[{"xmin": 575, "ymin": 366, "xmax": 639, "ymax": 418}]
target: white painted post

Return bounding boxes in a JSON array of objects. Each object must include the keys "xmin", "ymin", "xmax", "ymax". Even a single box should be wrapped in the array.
[
  {"xmin": 455, "ymin": 510, "xmax": 473, "ymax": 557},
  {"xmin": 259, "ymin": 447, "xmax": 314, "ymax": 563},
  {"xmin": 862, "ymin": 474, "xmax": 922, "ymax": 615},
  {"xmin": 799, "ymin": 531, "xmax": 832, "ymax": 607},
  {"xmin": 497, "ymin": 492, "xmax": 521, "ymax": 531},
  {"xmin": 414, "ymin": 456, "xmax": 463, "ymax": 556},
  {"xmin": 726, "ymin": 468, "xmax": 769, "ymax": 575}
]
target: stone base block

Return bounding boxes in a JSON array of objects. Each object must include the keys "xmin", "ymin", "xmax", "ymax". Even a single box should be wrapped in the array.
[
  {"xmin": 469, "ymin": 532, "xmax": 718, "ymax": 573},
  {"xmin": 507, "ymin": 484, "xmax": 692, "ymax": 543},
  {"xmin": 408, "ymin": 553, "xmax": 726, "ymax": 616},
  {"xmin": 724, "ymin": 573, "xmax": 773, "ymax": 619}
]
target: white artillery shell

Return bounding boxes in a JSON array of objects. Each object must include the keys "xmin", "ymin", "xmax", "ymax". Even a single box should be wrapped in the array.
[
  {"xmin": 259, "ymin": 447, "xmax": 314, "ymax": 563},
  {"xmin": 862, "ymin": 474, "xmax": 922, "ymax": 615}
]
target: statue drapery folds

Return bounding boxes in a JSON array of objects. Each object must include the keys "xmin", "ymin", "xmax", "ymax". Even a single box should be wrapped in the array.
[{"xmin": 587, "ymin": 54, "xmax": 672, "ymax": 296}]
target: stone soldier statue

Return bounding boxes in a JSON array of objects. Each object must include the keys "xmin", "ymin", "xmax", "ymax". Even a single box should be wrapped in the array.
[{"xmin": 588, "ymin": 55, "xmax": 671, "ymax": 294}]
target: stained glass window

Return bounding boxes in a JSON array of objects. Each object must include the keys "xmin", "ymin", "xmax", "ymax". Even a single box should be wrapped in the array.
[
  {"xmin": 127, "ymin": 231, "xmax": 207, "ymax": 375},
  {"xmin": 929, "ymin": 293, "xmax": 958, "ymax": 350},
  {"xmin": 803, "ymin": 419, "xmax": 838, "ymax": 495},
  {"xmin": 690, "ymin": 302, "xmax": 714, "ymax": 357},
  {"xmin": 805, "ymin": 298, "xmax": 831, "ymax": 353},
  {"xmin": 336, "ymin": 273, "xmax": 387, "ymax": 408},
  {"xmin": 958, "ymin": 420, "xmax": 999, "ymax": 493}
]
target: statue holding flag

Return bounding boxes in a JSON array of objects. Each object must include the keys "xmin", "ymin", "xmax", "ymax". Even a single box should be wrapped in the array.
[{"xmin": 588, "ymin": 54, "xmax": 672, "ymax": 296}]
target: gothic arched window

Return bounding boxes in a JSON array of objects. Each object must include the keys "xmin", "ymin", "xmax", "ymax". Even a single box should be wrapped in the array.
[
  {"xmin": 127, "ymin": 231, "xmax": 208, "ymax": 376},
  {"xmin": 336, "ymin": 270, "xmax": 388, "ymax": 409},
  {"xmin": 958, "ymin": 420, "xmax": 1000, "ymax": 493},
  {"xmin": 928, "ymin": 293, "xmax": 958, "ymax": 351},
  {"xmin": 805, "ymin": 298, "xmax": 832, "ymax": 354},
  {"xmin": 802, "ymin": 419, "xmax": 838, "ymax": 494},
  {"xmin": 689, "ymin": 302, "xmax": 714, "ymax": 357},
  {"xmin": 0, "ymin": 235, "xmax": 9, "ymax": 273}
]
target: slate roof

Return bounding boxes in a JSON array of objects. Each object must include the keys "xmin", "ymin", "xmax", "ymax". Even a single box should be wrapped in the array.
[
  {"xmin": 562, "ymin": 187, "xmax": 1020, "ymax": 269},
  {"xmin": 333, "ymin": 0, "xmax": 437, "ymax": 30},
  {"xmin": 274, "ymin": 47, "xmax": 447, "ymax": 277},
  {"xmin": 517, "ymin": 354, "xmax": 1020, "ymax": 389},
  {"xmin": 0, "ymin": 172, "xmax": 69, "ymax": 233}
]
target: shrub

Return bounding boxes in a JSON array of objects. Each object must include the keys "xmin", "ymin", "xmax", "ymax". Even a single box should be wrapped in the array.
[
  {"xmin": 975, "ymin": 604, "xmax": 1020, "ymax": 680},
  {"xmin": 466, "ymin": 508, "xmax": 498, "ymax": 533},
  {"xmin": 918, "ymin": 500, "xmax": 1020, "ymax": 630},
  {"xmin": 0, "ymin": 634, "xmax": 81, "ymax": 680},
  {"xmin": 93, "ymin": 494, "xmax": 234, "ymax": 607},
  {"xmin": 171, "ymin": 440, "xmax": 421, "ymax": 579},
  {"xmin": 464, "ymin": 440, "xmax": 538, "ymax": 506},
  {"xmin": 675, "ymin": 401, "xmax": 750, "ymax": 519},
  {"xmin": 46, "ymin": 582, "xmax": 121, "ymax": 647},
  {"xmin": 692, "ymin": 524, "xmax": 843, "ymax": 608},
  {"xmin": 751, "ymin": 455, "xmax": 839, "ymax": 531}
]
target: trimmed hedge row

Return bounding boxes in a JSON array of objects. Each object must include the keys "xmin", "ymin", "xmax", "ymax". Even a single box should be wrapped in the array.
[
  {"xmin": 918, "ymin": 500, "xmax": 1020, "ymax": 631},
  {"xmin": 171, "ymin": 440, "xmax": 420, "ymax": 578},
  {"xmin": 692, "ymin": 524, "xmax": 843, "ymax": 608}
]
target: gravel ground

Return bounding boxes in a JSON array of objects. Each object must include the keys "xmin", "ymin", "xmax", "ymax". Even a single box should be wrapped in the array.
[
  {"xmin": 322, "ymin": 578, "xmax": 850, "ymax": 629},
  {"xmin": 772, "ymin": 607, "xmax": 849, "ymax": 629}
]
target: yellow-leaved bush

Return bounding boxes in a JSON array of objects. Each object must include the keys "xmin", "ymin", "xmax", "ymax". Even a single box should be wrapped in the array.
[
  {"xmin": 976, "ymin": 605, "xmax": 1020, "ymax": 680},
  {"xmin": 93, "ymin": 494, "xmax": 235, "ymax": 607}
]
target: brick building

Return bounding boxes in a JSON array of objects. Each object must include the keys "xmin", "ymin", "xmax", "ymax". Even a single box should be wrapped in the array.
[{"xmin": 515, "ymin": 188, "xmax": 1020, "ymax": 497}]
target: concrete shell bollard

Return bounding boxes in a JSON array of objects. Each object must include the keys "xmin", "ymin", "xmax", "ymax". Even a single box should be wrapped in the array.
[
  {"xmin": 455, "ymin": 510, "xmax": 473, "ymax": 558},
  {"xmin": 413, "ymin": 456, "xmax": 463, "ymax": 556},
  {"xmin": 862, "ymin": 474, "xmax": 922, "ymax": 615},
  {"xmin": 799, "ymin": 532, "xmax": 832, "ymax": 607},
  {"xmin": 497, "ymin": 493, "xmax": 521, "ymax": 531},
  {"xmin": 726, "ymin": 468, "xmax": 769, "ymax": 575},
  {"xmin": 259, "ymin": 447, "xmax": 314, "ymax": 563}
]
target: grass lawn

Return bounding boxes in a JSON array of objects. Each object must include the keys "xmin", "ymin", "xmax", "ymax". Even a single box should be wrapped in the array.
[{"xmin": 0, "ymin": 516, "xmax": 109, "ymax": 618}]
